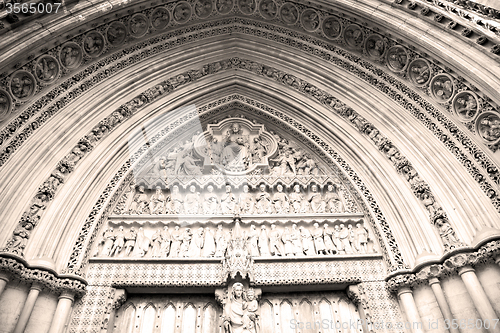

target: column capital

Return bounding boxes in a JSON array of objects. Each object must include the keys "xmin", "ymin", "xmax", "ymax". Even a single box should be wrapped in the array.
[
  {"xmin": 31, "ymin": 282, "xmax": 43, "ymax": 292},
  {"xmin": 428, "ymin": 277, "xmax": 440, "ymax": 286},
  {"xmin": 0, "ymin": 271, "xmax": 10, "ymax": 283},
  {"xmin": 59, "ymin": 290, "xmax": 75, "ymax": 302},
  {"xmin": 457, "ymin": 265, "xmax": 475, "ymax": 276},
  {"xmin": 397, "ymin": 286, "xmax": 413, "ymax": 297}
]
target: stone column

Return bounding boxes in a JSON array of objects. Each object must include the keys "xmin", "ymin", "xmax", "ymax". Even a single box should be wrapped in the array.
[
  {"xmin": 458, "ymin": 266, "xmax": 500, "ymax": 333},
  {"xmin": 397, "ymin": 287, "xmax": 426, "ymax": 333},
  {"xmin": 48, "ymin": 290, "xmax": 75, "ymax": 333},
  {"xmin": 13, "ymin": 282, "xmax": 43, "ymax": 333},
  {"xmin": 0, "ymin": 271, "xmax": 9, "ymax": 296},
  {"xmin": 428, "ymin": 278, "xmax": 457, "ymax": 333}
]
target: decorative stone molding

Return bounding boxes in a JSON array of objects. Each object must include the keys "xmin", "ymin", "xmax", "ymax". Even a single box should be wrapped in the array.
[
  {"xmin": 61, "ymin": 94, "xmax": 405, "ymax": 276},
  {"xmin": 387, "ymin": 238, "xmax": 500, "ymax": 293},
  {"xmin": 0, "ymin": 254, "xmax": 87, "ymax": 297}
]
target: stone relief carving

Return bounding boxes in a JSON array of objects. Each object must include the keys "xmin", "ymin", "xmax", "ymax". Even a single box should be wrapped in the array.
[
  {"xmin": 35, "ymin": 55, "xmax": 59, "ymax": 84},
  {"xmin": 322, "ymin": 16, "xmax": 342, "ymax": 39},
  {"xmin": 386, "ymin": 46, "xmax": 408, "ymax": 72},
  {"xmin": 83, "ymin": 31, "xmax": 105, "ymax": 58},
  {"xmin": 238, "ymin": 0, "xmax": 256, "ymax": 15},
  {"xmin": 9, "ymin": 70, "xmax": 35, "ymax": 100},
  {"xmin": 344, "ymin": 24, "xmax": 365, "ymax": 48},
  {"xmin": 129, "ymin": 14, "xmax": 149, "ymax": 38},
  {"xmin": 452, "ymin": 91, "xmax": 479, "ymax": 122},
  {"xmin": 59, "ymin": 42, "xmax": 83, "ymax": 69},
  {"xmin": 365, "ymin": 34, "xmax": 386, "ymax": 59},
  {"xmin": 217, "ymin": 0, "xmax": 234, "ymax": 14},
  {"xmin": 195, "ymin": 0, "xmax": 213, "ymax": 18},
  {"xmin": 93, "ymin": 219, "xmax": 375, "ymax": 259},
  {"xmin": 0, "ymin": 89, "xmax": 12, "ymax": 118},
  {"xmin": 151, "ymin": 7, "xmax": 170, "ymax": 29},
  {"xmin": 407, "ymin": 58, "xmax": 431, "ymax": 87},
  {"xmin": 300, "ymin": 9, "xmax": 320, "ymax": 32},
  {"xmin": 476, "ymin": 112, "xmax": 500, "ymax": 144},
  {"xmin": 280, "ymin": 3, "xmax": 299, "ymax": 25},
  {"xmin": 106, "ymin": 22, "xmax": 127, "ymax": 46},
  {"xmin": 258, "ymin": 0, "xmax": 277, "ymax": 19},
  {"xmin": 216, "ymin": 282, "xmax": 262, "ymax": 333},
  {"xmin": 173, "ymin": 2, "xmax": 192, "ymax": 23},
  {"xmin": 430, "ymin": 73, "xmax": 455, "ymax": 103}
]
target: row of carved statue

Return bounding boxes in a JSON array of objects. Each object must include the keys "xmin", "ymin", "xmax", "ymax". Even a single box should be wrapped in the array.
[
  {"xmin": 95, "ymin": 222, "xmax": 373, "ymax": 258},
  {"xmin": 126, "ymin": 183, "xmax": 345, "ymax": 215}
]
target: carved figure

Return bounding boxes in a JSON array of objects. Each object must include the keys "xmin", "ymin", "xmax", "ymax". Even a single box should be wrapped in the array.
[
  {"xmin": 11, "ymin": 75, "xmax": 34, "ymax": 99},
  {"xmin": 323, "ymin": 17, "xmax": 341, "ymax": 39},
  {"xmin": 0, "ymin": 92, "xmax": 10, "ymax": 115},
  {"xmin": 478, "ymin": 114, "xmax": 500, "ymax": 142},
  {"xmin": 132, "ymin": 227, "xmax": 150, "ymax": 257},
  {"xmin": 173, "ymin": 140, "xmax": 202, "ymax": 175},
  {"xmin": 435, "ymin": 219, "xmax": 462, "ymax": 249},
  {"xmin": 255, "ymin": 184, "xmax": 273, "ymax": 214},
  {"xmin": 339, "ymin": 224, "xmax": 353, "ymax": 254},
  {"xmin": 170, "ymin": 185, "xmax": 184, "ymax": 214},
  {"xmin": 238, "ymin": 185, "xmax": 255, "ymax": 214},
  {"xmin": 289, "ymin": 184, "xmax": 305, "ymax": 213},
  {"xmin": 248, "ymin": 225, "xmax": 260, "ymax": 257},
  {"xmin": 188, "ymin": 227, "xmax": 205, "ymax": 257},
  {"xmin": 209, "ymin": 137, "xmax": 223, "ymax": 164},
  {"xmin": 347, "ymin": 224, "xmax": 356, "ymax": 253},
  {"xmin": 98, "ymin": 227, "xmax": 115, "ymax": 257},
  {"xmin": 259, "ymin": 0, "xmax": 277, "ymax": 19},
  {"xmin": 302, "ymin": 10, "xmax": 319, "ymax": 31},
  {"xmin": 60, "ymin": 45, "xmax": 81, "ymax": 68},
  {"xmin": 184, "ymin": 185, "xmax": 200, "ymax": 214},
  {"xmin": 151, "ymin": 7, "xmax": 170, "ymax": 29},
  {"xmin": 195, "ymin": 0, "xmax": 212, "ymax": 17},
  {"xmin": 129, "ymin": 186, "xmax": 149, "ymax": 214},
  {"xmin": 169, "ymin": 226, "xmax": 182, "ymax": 257},
  {"xmin": 180, "ymin": 228, "xmax": 193, "ymax": 257},
  {"xmin": 387, "ymin": 47, "xmax": 408, "ymax": 71},
  {"xmin": 221, "ymin": 185, "xmax": 237, "ymax": 214},
  {"xmin": 269, "ymin": 224, "xmax": 283, "ymax": 256},
  {"xmin": 110, "ymin": 226, "xmax": 125, "ymax": 256},
  {"xmin": 345, "ymin": 26, "xmax": 364, "ymax": 47},
  {"xmin": 5, "ymin": 224, "xmax": 32, "ymax": 254},
  {"xmin": 307, "ymin": 184, "xmax": 325, "ymax": 213},
  {"xmin": 324, "ymin": 184, "xmax": 344, "ymax": 213},
  {"xmin": 124, "ymin": 227, "xmax": 137, "ymax": 256},
  {"xmin": 203, "ymin": 185, "xmax": 219, "ymax": 214},
  {"xmin": 323, "ymin": 224, "xmax": 336, "ymax": 255},
  {"xmin": 129, "ymin": 15, "xmax": 148, "ymax": 36},
  {"xmin": 354, "ymin": 223, "xmax": 368, "ymax": 253},
  {"xmin": 36, "ymin": 57, "xmax": 58, "ymax": 82},
  {"xmin": 221, "ymin": 123, "xmax": 249, "ymax": 168},
  {"xmin": 432, "ymin": 76, "xmax": 454, "ymax": 101},
  {"xmin": 271, "ymin": 150, "xmax": 296, "ymax": 175},
  {"xmin": 174, "ymin": 2, "xmax": 191, "ymax": 22},
  {"xmin": 217, "ymin": 0, "xmax": 233, "ymax": 13},
  {"xmin": 160, "ymin": 226, "xmax": 172, "ymax": 257},
  {"xmin": 312, "ymin": 223, "xmax": 326, "ymax": 255},
  {"xmin": 421, "ymin": 192, "xmax": 438, "ymax": 215},
  {"xmin": 215, "ymin": 225, "xmax": 228, "ymax": 257},
  {"xmin": 281, "ymin": 3, "xmax": 298, "ymax": 24},
  {"xmin": 222, "ymin": 283, "xmax": 259, "ymax": 333},
  {"xmin": 83, "ymin": 33, "xmax": 103, "ymax": 56},
  {"xmin": 150, "ymin": 186, "xmax": 166, "ymax": 214},
  {"xmin": 299, "ymin": 226, "xmax": 315, "ymax": 256},
  {"xmin": 107, "ymin": 22, "xmax": 126, "ymax": 45},
  {"xmin": 282, "ymin": 227, "xmax": 294, "ymax": 256},
  {"xmin": 151, "ymin": 229, "xmax": 163, "ymax": 258},
  {"xmin": 258, "ymin": 225, "xmax": 271, "ymax": 257},
  {"xmin": 273, "ymin": 184, "xmax": 289, "ymax": 214},
  {"xmin": 455, "ymin": 94, "xmax": 477, "ymax": 119},
  {"xmin": 332, "ymin": 225, "xmax": 343, "ymax": 253},
  {"xmin": 410, "ymin": 62, "xmax": 430, "ymax": 85},
  {"xmin": 239, "ymin": 0, "xmax": 255, "ymax": 14},
  {"xmin": 203, "ymin": 227, "xmax": 216, "ymax": 257},
  {"xmin": 250, "ymin": 136, "xmax": 268, "ymax": 163}
]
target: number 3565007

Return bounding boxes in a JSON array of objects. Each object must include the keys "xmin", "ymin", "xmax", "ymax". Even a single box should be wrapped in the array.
[{"xmin": 5, "ymin": 2, "xmax": 62, "ymax": 14}]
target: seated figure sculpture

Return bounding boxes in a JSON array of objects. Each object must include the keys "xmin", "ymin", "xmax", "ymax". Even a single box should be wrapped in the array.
[{"xmin": 222, "ymin": 282, "xmax": 259, "ymax": 333}]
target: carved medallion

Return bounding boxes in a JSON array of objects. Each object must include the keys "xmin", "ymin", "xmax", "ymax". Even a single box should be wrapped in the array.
[
  {"xmin": 59, "ymin": 42, "xmax": 83, "ymax": 70},
  {"xmin": 35, "ymin": 55, "xmax": 60, "ymax": 84},
  {"xmin": 407, "ymin": 58, "xmax": 432, "ymax": 87},
  {"xmin": 129, "ymin": 14, "xmax": 149, "ymax": 38},
  {"xmin": 280, "ymin": 3, "xmax": 299, "ymax": 25},
  {"xmin": 0, "ymin": 89, "xmax": 12, "ymax": 119},
  {"xmin": 452, "ymin": 91, "xmax": 479, "ymax": 122},
  {"xmin": 238, "ymin": 0, "xmax": 256, "ymax": 15},
  {"xmin": 430, "ymin": 74, "xmax": 454, "ymax": 103},
  {"xmin": 216, "ymin": 0, "xmax": 234, "ymax": 14},
  {"xmin": 300, "ymin": 9, "xmax": 320, "ymax": 32},
  {"xmin": 195, "ymin": 118, "xmax": 278, "ymax": 174},
  {"xmin": 195, "ymin": 0, "xmax": 213, "ymax": 18},
  {"xmin": 106, "ymin": 21, "xmax": 127, "ymax": 46},
  {"xmin": 344, "ymin": 24, "xmax": 365, "ymax": 48},
  {"xmin": 83, "ymin": 31, "xmax": 105, "ymax": 58},
  {"xmin": 9, "ymin": 70, "xmax": 36, "ymax": 101},
  {"xmin": 259, "ymin": 0, "xmax": 277, "ymax": 19},
  {"xmin": 322, "ymin": 16, "xmax": 342, "ymax": 40},
  {"xmin": 476, "ymin": 112, "xmax": 500, "ymax": 145},
  {"xmin": 151, "ymin": 7, "xmax": 170, "ymax": 29},
  {"xmin": 386, "ymin": 45, "xmax": 408, "ymax": 72},
  {"xmin": 364, "ymin": 34, "xmax": 386, "ymax": 59},
  {"xmin": 174, "ymin": 2, "xmax": 192, "ymax": 23}
]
